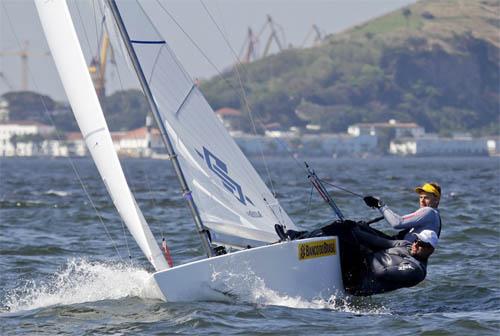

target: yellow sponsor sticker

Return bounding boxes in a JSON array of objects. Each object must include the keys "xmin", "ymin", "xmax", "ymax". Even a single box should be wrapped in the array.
[{"xmin": 298, "ymin": 239, "xmax": 337, "ymax": 260}]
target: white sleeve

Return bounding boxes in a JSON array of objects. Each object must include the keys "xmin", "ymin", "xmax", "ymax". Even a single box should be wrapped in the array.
[{"xmin": 379, "ymin": 206, "xmax": 433, "ymax": 230}]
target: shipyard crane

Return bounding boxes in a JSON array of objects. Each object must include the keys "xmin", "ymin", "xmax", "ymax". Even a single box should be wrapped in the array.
[
  {"xmin": 88, "ymin": 30, "xmax": 114, "ymax": 99},
  {"xmin": 239, "ymin": 27, "xmax": 258, "ymax": 63},
  {"xmin": 301, "ymin": 24, "xmax": 324, "ymax": 47},
  {"xmin": 261, "ymin": 15, "xmax": 285, "ymax": 57},
  {"xmin": 238, "ymin": 15, "xmax": 287, "ymax": 64}
]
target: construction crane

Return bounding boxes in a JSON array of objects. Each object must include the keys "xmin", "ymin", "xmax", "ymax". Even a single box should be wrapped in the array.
[
  {"xmin": 0, "ymin": 41, "xmax": 50, "ymax": 91},
  {"xmin": 239, "ymin": 27, "xmax": 258, "ymax": 63},
  {"xmin": 88, "ymin": 30, "xmax": 114, "ymax": 99},
  {"xmin": 301, "ymin": 24, "xmax": 324, "ymax": 48},
  {"xmin": 238, "ymin": 15, "xmax": 286, "ymax": 64},
  {"xmin": 261, "ymin": 15, "xmax": 285, "ymax": 58}
]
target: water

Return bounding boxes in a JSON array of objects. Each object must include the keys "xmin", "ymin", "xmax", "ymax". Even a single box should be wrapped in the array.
[{"xmin": 1, "ymin": 157, "xmax": 499, "ymax": 335}]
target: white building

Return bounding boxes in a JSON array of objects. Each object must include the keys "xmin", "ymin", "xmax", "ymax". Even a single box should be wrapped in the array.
[
  {"xmin": 390, "ymin": 136, "xmax": 489, "ymax": 156},
  {"xmin": 348, "ymin": 119, "xmax": 425, "ymax": 138},
  {"xmin": 0, "ymin": 121, "xmax": 55, "ymax": 156},
  {"xmin": 113, "ymin": 127, "xmax": 163, "ymax": 157},
  {"xmin": 65, "ymin": 132, "xmax": 87, "ymax": 156},
  {"xmin": 0, "ymin": 98, "xmax": 9, "ymax": 122},
  {"xmin": 486, "ymin": 137, "xmax": 500, "ymax": 156},
  {"xmin": 215, "ymin": 107, "xmax": 243, "ymax": 131}
]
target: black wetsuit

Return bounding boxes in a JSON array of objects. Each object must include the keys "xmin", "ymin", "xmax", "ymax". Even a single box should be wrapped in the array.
[
  {"xmin": 348, "ymin": 228, "xmax": 427, "ymax": 296},
  {"xmin": 285, "ymin": 221, "xmax": 428, "ymax": 296}
]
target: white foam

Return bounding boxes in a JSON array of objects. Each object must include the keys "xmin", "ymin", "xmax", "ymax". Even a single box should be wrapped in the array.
[
  {"xmin": 210, "ymin": 267, "xmax": 390, "ymax": 314},
  {"xmin": 44, "ymin": 189, "xmax": 70, "ymax": 197},
  {"xmin": 4, "ymin": 258, "xmax": 162, "ymax": 313}
]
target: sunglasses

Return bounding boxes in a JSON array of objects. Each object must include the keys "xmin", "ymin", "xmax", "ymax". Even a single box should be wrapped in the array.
[{"xmin": 414, "ymin": 239, "xmax": 433, "ymax": 248}]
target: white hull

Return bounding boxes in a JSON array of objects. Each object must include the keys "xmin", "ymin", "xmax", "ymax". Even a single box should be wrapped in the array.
[{"xmin": 154, "ymin": 236, "xmax": 344, "ymax": 302}]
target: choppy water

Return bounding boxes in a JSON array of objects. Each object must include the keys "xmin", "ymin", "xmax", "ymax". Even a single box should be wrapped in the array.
[{"xmin": 1, "ymin": 157, "xmax": 499, "ymax": 335}]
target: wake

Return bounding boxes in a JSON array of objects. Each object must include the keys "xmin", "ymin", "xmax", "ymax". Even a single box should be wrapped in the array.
[
  {"xmin": 3, "ymin": 258, "xmax": 389, "ymax": 315},
  {"xmin": 3, "ymin": 258, "xmax": 162, "ymax": 313},
  {"xmin": 210, "ymin": 267, "xmax": 390, "ymax": 314}
]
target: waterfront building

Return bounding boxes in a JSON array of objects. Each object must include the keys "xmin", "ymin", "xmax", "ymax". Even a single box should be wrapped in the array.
[
  {"xmin": 215, "ymin": 108, "xmax": 244, "ymax": 131},
  {"xmin": 390, "ymin": 135, "xmax": 489, "ymax": 156},
  {"xmin": 65, "ymin": 132, "xmax": 87, "ymax": 156},
  {"xmin": 348, "ymin": 119, "xmax": 425, "ymax": 138},
  {"xmin": 0, "ymin": 121, "xmax": 55, "ymax": 156},
  {"xmin": 487, "ymin": 137, "xmax": 500, "ymax": 156},
  {"xmin": 0, "ymin": 98, "xmax": 9, "ymax": 122},
  {"xmin": 114, "ymin": 127, "xmax": 162, "ymax": 157}
]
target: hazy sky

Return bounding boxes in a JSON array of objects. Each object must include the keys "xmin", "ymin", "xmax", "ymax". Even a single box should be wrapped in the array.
[{"xmin": 1, "ymin": 0, "xmax": 415, "ymax": 102}]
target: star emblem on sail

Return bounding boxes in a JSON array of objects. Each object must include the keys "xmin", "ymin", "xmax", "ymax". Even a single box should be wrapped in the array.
[{"xmin": 196, "ymin": 146, "xmax": 255, "ymax": 207}]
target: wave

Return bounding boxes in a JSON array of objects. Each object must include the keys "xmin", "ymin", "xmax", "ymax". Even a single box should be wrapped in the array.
[
  {"xmin": 3, "ymin": 258, "xmax": 389, "ymax": 315},
  {"xmin": 3, "ymin": 258, "xmax": 163, "ymax": 313},
  {"xmin": 44, "ymin": 189, "xmax": 70, "ymax": 197}
]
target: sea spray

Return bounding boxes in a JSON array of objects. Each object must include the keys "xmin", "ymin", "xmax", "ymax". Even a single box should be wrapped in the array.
[
  {"xmin": 4, "ymin": 258, "xmax": 163, "ymax": 313},
  {"xmin": 209, "ymin": 267, "xmax": 390, "ymax": 313}
]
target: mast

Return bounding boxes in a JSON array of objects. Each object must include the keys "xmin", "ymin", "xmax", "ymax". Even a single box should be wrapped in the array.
[{"xmin": 106, "ymin": 0, "xmax": 214, "ymax": 257}]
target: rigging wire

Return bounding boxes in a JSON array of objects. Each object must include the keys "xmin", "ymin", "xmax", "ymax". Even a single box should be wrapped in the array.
[
  {"xmin": 78, "ymin": 0, "xmax": 135, "ymax": 260},
  {"xmin": 319, "ymin": 179, "xmax": 364, "ymax": 199},
  {"xmin": 198, "ymin": 0, "xmax": 278, "ymax": 196},
  {"xmin": 105, "ymin": 0, "xmax": 177, "ymax": 257},
  {"xmin": 149, "ymin": 0, "xmax": 289, "ymax": 226},
  {"xmin": 153, "ymin": 0, "xmax": 229, "ymax": 85},
  {"xmin": 73, "ymin": 0, "xmax": 96, "ymax": 60},
  {"xmin": 149, "ymin": 0, "xmax": 306, "ymax": 177},
  {"xmin": 196, "ymin": 1, "xmax": 308, "ymax": 173},
  {"xmin": 150, "ymin": 0, "xmax": 334, "ymax": 221},
  {"xmin": 2, "ymin": 1, "xmax": 125, "ymax": 260},
  {"xmin": 91, "ymin": 0, "xmax": 101, "ymax": 54}
]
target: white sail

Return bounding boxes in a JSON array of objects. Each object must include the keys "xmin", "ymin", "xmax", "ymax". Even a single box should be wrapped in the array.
[
  {"xmin": 35, "ymin": 0, "xmax": 168, "ymax": 271},
  {"xmin": 112, "ymin": 2, "xmax": 297, "ymax": 247}
]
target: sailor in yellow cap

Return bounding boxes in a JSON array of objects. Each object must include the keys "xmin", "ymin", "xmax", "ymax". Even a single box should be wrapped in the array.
[{"xmin": 363, "ymin": 182, "xmax": 442, "ymax": 241}]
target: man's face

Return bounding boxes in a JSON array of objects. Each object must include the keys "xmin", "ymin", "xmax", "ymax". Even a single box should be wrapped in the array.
[
  {"xmin": 411, "ymin": 240, "xmax": 434, "ymax": 258},
  {"xmin": 419, "ymin": 192, "xmax": 439, "ymax": 208}
]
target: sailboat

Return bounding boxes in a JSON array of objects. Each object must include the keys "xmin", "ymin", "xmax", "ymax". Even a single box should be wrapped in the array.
[{"xmin": 35, "ymin": 0, "xmax": 344, "ymax": 302}]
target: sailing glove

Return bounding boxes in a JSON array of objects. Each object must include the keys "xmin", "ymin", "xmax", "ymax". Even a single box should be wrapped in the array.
[{"xmin": 363, "ymin": 196, "xmax": 384, "ymax": 209}]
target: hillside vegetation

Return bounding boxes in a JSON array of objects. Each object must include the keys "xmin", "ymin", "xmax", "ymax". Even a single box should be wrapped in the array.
[
  {"xmin": 200, "ymin": 0, "xmax": 499, "ymax": 135},
  {"xmin": 3, "ymin": 0, "xmax": 498, "ymax": 136}
]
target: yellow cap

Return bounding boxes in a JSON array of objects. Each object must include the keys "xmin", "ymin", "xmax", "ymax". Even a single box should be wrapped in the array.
[{"xmin": 415, "ymin": 183, "xmax": 441, "ymax": 198}]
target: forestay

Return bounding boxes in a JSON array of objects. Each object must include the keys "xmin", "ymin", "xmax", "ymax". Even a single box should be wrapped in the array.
[
  {"xmin": 113, "ymin": 1, "xmax": 297, "ymax": 247},
  {"xmin": 35, "ymin": 0, "xmax": 169, "ymax": 271}
]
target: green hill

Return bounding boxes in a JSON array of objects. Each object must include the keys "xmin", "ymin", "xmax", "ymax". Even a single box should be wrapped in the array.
[{"xmin": 200, "ymin": 0, "xmax": 499, "ymax": 135}]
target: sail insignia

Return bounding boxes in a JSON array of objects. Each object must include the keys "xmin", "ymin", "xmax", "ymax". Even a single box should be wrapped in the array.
[{"xmin": 196, "ymin": 146, "xmax": 250, "ymax": 206}]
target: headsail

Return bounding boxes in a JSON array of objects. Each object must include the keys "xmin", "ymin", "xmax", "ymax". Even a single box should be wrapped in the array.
[
  {"xmin": 35, "ymin": 0, "xmax": 169, "ymax": 271},
  {"xmin": 112, "ymin": 1, "xmax": 297, "ymax": 247}
]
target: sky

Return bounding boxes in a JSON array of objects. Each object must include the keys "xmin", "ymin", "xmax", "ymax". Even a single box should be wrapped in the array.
[{"xmin": 1, "ymin": 0, "xmax": 415, "ymax": 102}]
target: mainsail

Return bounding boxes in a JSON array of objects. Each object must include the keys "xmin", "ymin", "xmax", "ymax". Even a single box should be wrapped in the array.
[
  {"xmin": 35, "ymin": 0, "xmax": 169, "ymax": 271},
  {"xmin": 111, "ymin": 1, "xmax": 297, "ymax": 247}
]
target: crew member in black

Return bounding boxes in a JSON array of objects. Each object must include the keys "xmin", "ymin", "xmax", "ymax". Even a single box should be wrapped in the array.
[{"xmin": 275, "ymin": 221, "xmax": 438, "ymax": 296}]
